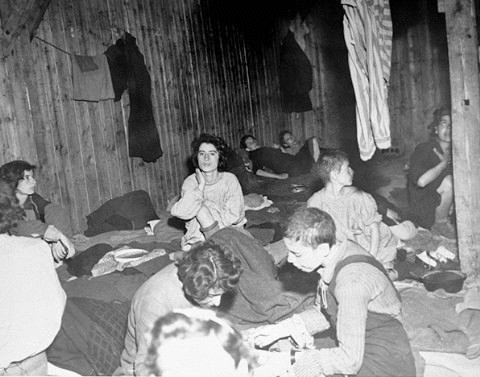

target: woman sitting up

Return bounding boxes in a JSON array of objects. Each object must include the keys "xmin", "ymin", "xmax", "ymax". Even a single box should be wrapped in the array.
[
  {"xmin": 0, "ymin": 179, "xmax": 66, "ymax": 375},
  {"xmin": 307, "ymin": 150, "xmax": 411, "ymax": 279},
  {"xmin": 0, "ymin": 160, "xmax": 75, "ymax": 261},
  {"xmin": 171, "ymin": 134, "xmax": 246, "ymax": 251},
  {"xmin": 407, "ymin": 107, "xmax": 455, "ymax": 238}
]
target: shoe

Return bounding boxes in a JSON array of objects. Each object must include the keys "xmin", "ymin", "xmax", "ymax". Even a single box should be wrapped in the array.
[{"xmin": 431, "ymin": 221, "xmax": 457, "ymax": 239}]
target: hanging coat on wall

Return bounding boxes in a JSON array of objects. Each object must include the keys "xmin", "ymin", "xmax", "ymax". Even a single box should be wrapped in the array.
[
  {"xmin": 278, "ymin": 30, "xmax": 313, "ymax": 113},
  {"xmin": 105, "ymin": 33, "xmax": 163, "ymax": 163}
]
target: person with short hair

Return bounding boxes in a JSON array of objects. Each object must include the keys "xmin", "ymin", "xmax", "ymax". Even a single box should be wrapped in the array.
[
  {"xmin": 239, "ymin": 134, "xmax": 319, "ymax": 179},
  {"xmin": 407, "ymin": 107, "xmax": 455, "ymax": 238},
  {"xmin": 308, "ymin": 150, "xmax": 402, "ymax": 276},
  {"xmin": 171, "ymin": 133, "xmax": 246, "ymax": 251},
  {"xmin": 0, "ymin": 179, "xmax": 66, "ymax": 375},
  {"xmin": 0, "ymin": 160, "xmax": 75, "ymax": 261},
  {"xmin": 252, "ymin": 207, "xmax": 416, "ymax": 377}
]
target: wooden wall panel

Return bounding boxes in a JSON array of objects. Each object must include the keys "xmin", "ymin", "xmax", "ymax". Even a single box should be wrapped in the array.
[{"xmin": 0, "ymin": 0, "xmax": 452, "ymax": 232}]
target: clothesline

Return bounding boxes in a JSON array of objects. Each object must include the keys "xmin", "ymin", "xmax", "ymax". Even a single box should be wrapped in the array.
[{"xmin": 34, "ymin": 36, "xmax": 71, "ymax": 56}]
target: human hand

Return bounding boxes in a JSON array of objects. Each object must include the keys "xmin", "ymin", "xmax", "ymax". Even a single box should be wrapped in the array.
[
  {"xmin": 51, "ymin": 242, "xmax": 68, "ymax": 262},
  {"xmin": 195, "ymin": 168, "xmax": 206, "ymax": 191},
  {"xmin": 59, "ymin": 233, "xmax": 76, "ymax": 259},
  {"xmin": 433, "ymin": 147, "xmax": 448, "ymax": 168},
  {"xmin": 278, "ymin": 173, "xmax": 289, "ymax": 180},
  {"xmin": 252, "ymin": 323, "xmax": 291, "ymax": 349}
]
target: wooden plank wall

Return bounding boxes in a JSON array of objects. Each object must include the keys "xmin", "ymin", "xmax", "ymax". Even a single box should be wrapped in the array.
[
  {"xmin": 0, "ymin": 0, "xmax": 286, "ymax": 233},
  {"xmin": 389, "ymin": 0, "xmax": 451, "ymax": 156},
  {"xmin": 0, "ymin": 0, "xmax": 452, "ymax": 232}
]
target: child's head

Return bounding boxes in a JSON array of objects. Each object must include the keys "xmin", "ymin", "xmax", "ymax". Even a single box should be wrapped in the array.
[{"xmin": 316, "ymin": 150, "xmax": 350, "ymax": 184}]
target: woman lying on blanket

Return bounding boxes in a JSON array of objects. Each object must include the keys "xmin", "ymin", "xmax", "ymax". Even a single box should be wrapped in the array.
[
  {"xmin": 171, "ymin": 133, "xmax": 246, "ymax": 251},
  {"xmin": 0, "ymin": 160, "xmax": 75, "ymax": 262},
  {"xmin": 117, "ymin": 227, "xmax": 314, "ymax": 376}
]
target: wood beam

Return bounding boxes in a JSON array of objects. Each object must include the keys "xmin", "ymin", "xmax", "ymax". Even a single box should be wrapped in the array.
[{"xmin": 444, "ymin": 0, "xmax": 480, "ymax": 280}]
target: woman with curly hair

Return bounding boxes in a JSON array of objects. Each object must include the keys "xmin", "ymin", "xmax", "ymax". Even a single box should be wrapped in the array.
[
  {"xmin": 171, "ymin": 133, "xmax": 246, "ymax": 251},
  {"xmin": 118, "ymin": 239, "xmax": 242, "ymax": 376},
  {"xmin": 0, "ymin": 179, "xmax": 66, "ymax": 375}
]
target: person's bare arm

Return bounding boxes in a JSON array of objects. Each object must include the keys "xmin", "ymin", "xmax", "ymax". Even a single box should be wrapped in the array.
[
  {"xmin": 417, "ymin": 147, "xmax": 449, "ymax": 187},
  {"xmin": 255, "ymin": 169, "xmax": 288, "ymax": 180}
]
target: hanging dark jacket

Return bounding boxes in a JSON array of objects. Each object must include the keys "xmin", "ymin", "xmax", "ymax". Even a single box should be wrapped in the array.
[
  {"xmin": 279, "ymin": 31, "xmax": 313, "ymax": 113},
  {"xmin": 105, "ymin": 33, "xmax": 162, "ymax": 163}
]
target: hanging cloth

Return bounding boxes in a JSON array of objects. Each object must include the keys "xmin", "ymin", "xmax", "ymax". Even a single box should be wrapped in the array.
[
  {"xmin": 105, "ymin": 33, "xmax": 163, "ymax": 163},
  {"xmin": 72, "ymin": 54, "xmax": 115, "ymax": 102},
  {"xmin": 342, "ymin": 0, "xmax": 393, "ymax": 161}
]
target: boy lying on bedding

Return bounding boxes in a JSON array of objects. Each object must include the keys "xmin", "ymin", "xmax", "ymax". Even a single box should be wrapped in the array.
[
  {"xmin": 116, "ymin": 227, "xmax": 314, "ymax": 376},
  {"xmin": 0, "ymin": 160, "xmax": 75, "ymax": 262}
]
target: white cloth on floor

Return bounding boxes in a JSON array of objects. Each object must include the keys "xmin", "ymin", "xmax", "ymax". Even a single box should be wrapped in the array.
[
  {"xmin": 420, "ymin": 351, "xmax": 480, "ymax": 377},
  {"xmin": 91, "ymin": 246, "xmax": 166, "ymax": 277}
]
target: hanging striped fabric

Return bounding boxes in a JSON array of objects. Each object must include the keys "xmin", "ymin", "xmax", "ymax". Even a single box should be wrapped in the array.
[{"xmin": 342, "ymin": 0, "xmax": 393, "ymax": 161}]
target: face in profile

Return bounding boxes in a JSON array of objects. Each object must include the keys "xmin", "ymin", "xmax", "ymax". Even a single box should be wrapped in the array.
[
  {"xmin": 197, "ymin": 143, "xmax": 220, "ymax": 173},
  {"xmin": 16, "ymin": 169, "xmax": 36, "ymax": 196},
  {"xmin": 333, "ymin": 161, "xmax": 353, "ymax": 186}
]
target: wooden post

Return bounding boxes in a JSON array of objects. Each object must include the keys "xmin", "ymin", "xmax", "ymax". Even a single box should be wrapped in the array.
[{"xmin": 443, "ymin": 0, "xmax": 480, "ymax": 280}]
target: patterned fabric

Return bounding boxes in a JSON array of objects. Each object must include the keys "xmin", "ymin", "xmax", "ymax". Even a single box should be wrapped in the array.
[
  {"xmin": 342, "ymin": 0, "xmax": 393, "ymax": 161},
  {"xmin": 48, "ymin": 298, "xmax": 131, "ymax": 376}
]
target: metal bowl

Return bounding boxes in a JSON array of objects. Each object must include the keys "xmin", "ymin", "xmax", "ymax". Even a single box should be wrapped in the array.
[{"xmin": 422, "ymin": 270, "xmax": 466, "ymax": 293}]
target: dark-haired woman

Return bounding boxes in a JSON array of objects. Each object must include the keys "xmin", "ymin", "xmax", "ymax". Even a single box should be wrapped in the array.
[
  {"xmin": 171, "ymin": 134, "xmax": 246, "ymax": 251},
  {"xmin": 0, "ymin": 160, "xmax": 75, "ymax": 261},
  {"xmin": 0, "ymin": 180, "xmax": 66, "ymax": 375},
  {"xmin": 407, "ymin": 108, "xmax": 455, "ymax": 238}
]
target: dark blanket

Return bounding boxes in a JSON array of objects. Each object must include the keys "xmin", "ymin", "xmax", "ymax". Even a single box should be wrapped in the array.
[
  {"xmin": 47, "ymin": 298, "xmax": 131, "ymax": 376},
  {"xmin": 211, "ymin": 228, "xmax": 316, "ymax": 329},
  {"xmin": 84, "ymin": 190, "xmax": 158, "ymax": 236}
]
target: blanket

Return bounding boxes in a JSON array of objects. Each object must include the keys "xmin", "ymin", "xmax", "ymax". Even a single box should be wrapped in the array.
[{"xmin": 47, "ymin": 298, "xmax": 130, "ymax": 376}]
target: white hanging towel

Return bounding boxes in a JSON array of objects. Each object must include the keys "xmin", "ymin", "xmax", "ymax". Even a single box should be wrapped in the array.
[{"xmin": 342, "ymin": 0, "xmax": 393, "ymax": 161}]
